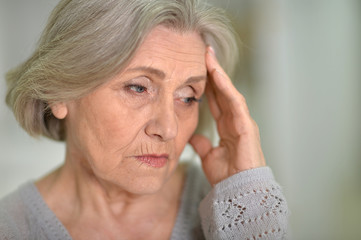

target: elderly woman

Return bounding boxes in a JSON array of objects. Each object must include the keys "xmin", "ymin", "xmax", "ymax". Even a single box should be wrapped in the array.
[{"xmin": 0, "ymin": 0, "xmax": 288, "ymax": 239}]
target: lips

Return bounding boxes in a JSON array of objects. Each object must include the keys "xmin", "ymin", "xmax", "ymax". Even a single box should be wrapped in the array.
[{"xmin": 135, "ymin": 154, "xmax": 169, "ymax": 168}]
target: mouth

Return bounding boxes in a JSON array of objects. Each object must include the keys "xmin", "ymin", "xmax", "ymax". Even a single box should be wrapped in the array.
[{"xmin": 134, "ymin": 154, "xmax": 169, "ymax": 168}]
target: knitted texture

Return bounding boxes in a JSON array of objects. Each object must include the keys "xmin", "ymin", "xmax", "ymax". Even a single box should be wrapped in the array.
[
  {"xmin": 0, "ymin": 181, "xmax": 71, "ymax": 240},
  {"xmin": 199, "ymin": 167, "xmax": 289, "ymax": 240}
]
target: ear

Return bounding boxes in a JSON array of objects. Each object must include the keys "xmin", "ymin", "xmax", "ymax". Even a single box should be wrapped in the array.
[{"xmin": 50, "ymin": 102, "xmax": 68, "ymax": 119}]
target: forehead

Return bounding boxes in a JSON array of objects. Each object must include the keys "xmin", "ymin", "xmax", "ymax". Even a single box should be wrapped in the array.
[{"xmin": 124, "ymin": 26, "xmax": 207, "ymax": 78}]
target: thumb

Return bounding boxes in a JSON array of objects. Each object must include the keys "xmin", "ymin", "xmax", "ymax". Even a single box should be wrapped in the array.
[{"xmin": 189, "ymin": 134, "xmax": 212, "ymax": 160}]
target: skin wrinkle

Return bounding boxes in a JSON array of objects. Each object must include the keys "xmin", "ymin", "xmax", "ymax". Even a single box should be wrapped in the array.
[
  {"xmin": 140, "ymin": 49, "xmax": 204, "ymax": 66},
  {"xmin": 145, "ymin": 36, "xmax": 205, "ymax": 58},
  {"xmin": 108, "ymin": 99, "xmax": 175, "ymax": 157},
  {"xmin": 126, "ymin": 67, "xmax": 166, "ymax": 79},
  {"xmin": 79, "ymin": 95, "xmax": 123, "ymax": 174},
  {"xmin": 125, "ymin": 66, "xmax": 206, "ymax": 86}
]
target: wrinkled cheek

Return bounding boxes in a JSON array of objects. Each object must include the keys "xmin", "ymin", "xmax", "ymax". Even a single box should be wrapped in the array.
[{"xmin": 82, "ymin": 123, "xmax": 135, "ymax": 173}]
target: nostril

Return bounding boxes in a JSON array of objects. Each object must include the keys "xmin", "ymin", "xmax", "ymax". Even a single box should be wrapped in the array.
[{"xmin": 145, "ymin": 110, "xmax": 178, "ymax": 141}]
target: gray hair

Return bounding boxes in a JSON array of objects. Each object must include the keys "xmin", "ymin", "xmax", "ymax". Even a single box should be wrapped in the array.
[{"xmin": 5, "ymin": 0, "xmax": 239, "ymax": 141}]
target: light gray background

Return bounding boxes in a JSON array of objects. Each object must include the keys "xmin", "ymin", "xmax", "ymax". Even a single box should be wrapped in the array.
[{"xmin": 1, "ymin": 0, "xmax": 360, "ymax": 239}]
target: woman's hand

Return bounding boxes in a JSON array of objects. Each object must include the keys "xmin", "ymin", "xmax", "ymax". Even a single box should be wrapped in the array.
[{"xmin": 189, "ymin": 47, "xmax": 266, "ymax": 186}]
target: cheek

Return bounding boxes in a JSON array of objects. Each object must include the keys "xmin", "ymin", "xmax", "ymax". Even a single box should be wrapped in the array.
[
  {"xmin": 90, "ymin": 108, "xmax": 146, "ymax": 155},
  {"xmin": 68, "ymin": 99, "xmax": 147, "ymax": 168}
]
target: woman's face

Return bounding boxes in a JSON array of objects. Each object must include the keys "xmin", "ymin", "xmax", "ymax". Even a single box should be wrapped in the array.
[{"xmin": 62, "ymin": 26, "xmax": 207, "ymax": 195}]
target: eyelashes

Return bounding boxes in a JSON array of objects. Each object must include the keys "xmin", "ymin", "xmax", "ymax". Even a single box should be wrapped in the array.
[
  {"xmin": 182, "ymin": 96, "xmax": 202, "ymax": 104},
  {"xmin": 128, "ymin": 85, "xmax": 146, "ymax": 93},
  {"xmin": 125, "ymin": 84, "xmax": 202, "ymax": 106}
]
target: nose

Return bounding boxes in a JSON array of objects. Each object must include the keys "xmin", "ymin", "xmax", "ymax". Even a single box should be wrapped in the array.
[{"xmin": 145, "ymin": 100, "xmax": 178, "ymax": 141}]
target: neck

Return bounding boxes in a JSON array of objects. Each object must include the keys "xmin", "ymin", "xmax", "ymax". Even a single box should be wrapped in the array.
[{"xmin": 35, "ymin": 150, "xmax": 186, "ymax": 226}]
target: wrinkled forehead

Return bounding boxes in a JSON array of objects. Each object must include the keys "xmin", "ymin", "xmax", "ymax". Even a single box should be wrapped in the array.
[{"xmin": 123, "ymin": 26, "xmax": 207, "ymax": 80}]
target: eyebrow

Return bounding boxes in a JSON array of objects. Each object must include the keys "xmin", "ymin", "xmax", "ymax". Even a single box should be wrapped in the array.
[{"xmin": 126, "ymin": 66, "xmax": 207, "ymax": 84}]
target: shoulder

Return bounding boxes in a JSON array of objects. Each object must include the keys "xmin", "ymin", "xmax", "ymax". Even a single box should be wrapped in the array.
[
  {"xmin": 0, "ymin": 183, "xmax": 34, "ymax": 239},
  {"xmin": 0, "ymin": 182, "xmax": 58, "ymax": 239}
]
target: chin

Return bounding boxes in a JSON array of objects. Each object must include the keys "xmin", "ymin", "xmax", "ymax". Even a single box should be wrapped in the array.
[{"xmin": 122, "ymin": 175, "xmax": 169, "ymax": 195}]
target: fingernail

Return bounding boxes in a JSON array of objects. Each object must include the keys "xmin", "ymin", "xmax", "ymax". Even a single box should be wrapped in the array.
[
  {"xmin": 208, "ymin": 46, "xmax": 215, "ymax": 56},
  {"xmin": 214, "ymin": 69, "xmax": 224, "ymax": 78}
]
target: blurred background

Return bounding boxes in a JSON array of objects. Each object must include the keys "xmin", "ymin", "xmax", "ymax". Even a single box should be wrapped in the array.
[{"xmin": 0, "ymin": 0, "xmax": 360, "ymax": 239}]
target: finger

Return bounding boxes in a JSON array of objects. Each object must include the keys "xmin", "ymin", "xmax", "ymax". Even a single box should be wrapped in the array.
[
  {"xmin": 206, "ymin": 47, "xmax": 250, "ymax": 117},
  {"xmin": 189, "ymin": 134, "xmax": 212, "ymax": 160},
  {"xmin": 206, "ymin": 46, "xmax": 229, "ymax": 82},
  {"xmin": 206, "ymin": 47, "xmax": 238, "ymax": 98},
  {"xmin": 205, "ymin": 48, "xmax": 236, "ymax": 116},
  {"xmin": 205, "ymin": 80, "xmax": 221, "ymax": 120}
]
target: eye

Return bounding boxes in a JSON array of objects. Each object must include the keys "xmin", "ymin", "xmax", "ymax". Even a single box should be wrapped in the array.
[
  {"xmin": 181, "ymin": 97, "xmax": 202, "ymax": 105},
  {"xmin": 128, "ymin": 84, "xmax": 147, "ymax": 93}
]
